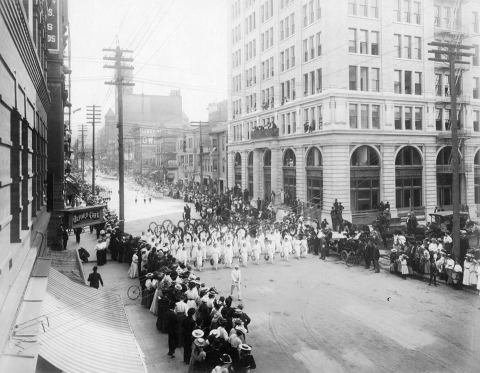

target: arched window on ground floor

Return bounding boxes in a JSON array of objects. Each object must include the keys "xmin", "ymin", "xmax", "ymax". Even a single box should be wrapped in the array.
[
  {"xmin": 306, "ymin": 147, "xmax": 323, "ymax": 207},
  {"xmin": 350, "ymin": 145, "xmax": 380, "ymax": 212},
  {"xmin": 395, "ymin": 146, "xmax": 423, "ymax": 209}
]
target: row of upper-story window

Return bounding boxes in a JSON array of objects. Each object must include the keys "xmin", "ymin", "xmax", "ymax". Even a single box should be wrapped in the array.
[
  {"xmin": 231, "ymin": 102, "xmax": 480, "ymax": 140},
  {"xmin": 234, "ymin": 66, "xmax": 480, "ymax": 106},
  {"xmin": 245, "ymin": 39, "xmax": 257, "ymax": 61},
  {"xmin": 261, "ymin": 27, "xmax": 274, "ymax": 51},
  {"xmin": 232, "ymin": 49, "xmax": 242, "ymax": 68},
  {"xmin": 348, "ymin": 0, "xmax": 380, "ymax": 19},
  {"xmin": 232, "ymin": 0, "xmax": 241, "ymax": 19},
  {"xmin": 302, "ymin": 0, "xmax": 322, "ymax": 27},
  {"xmin": 261, "ymin": 0, "xmax": 274, "ymax": 23},
  {"xmin": 233, "ymin": 3, "xmax": 479, "ymax": 46},
  {"xmin": 245, "ymin": 11, "xmax": 257, "ymax": 35}
]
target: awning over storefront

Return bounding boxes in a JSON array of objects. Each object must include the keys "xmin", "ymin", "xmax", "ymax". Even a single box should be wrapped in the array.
[
  {"xmin": 65, "ymin": 174, "xmax": 80, "ymax": 196},
  {"xmin": 38, "ymin": 268, "xmax": 146, "ymax": 373},
  {"xmin": 58, "ymin": 204, "xmax": 106, "ymax": 229}
]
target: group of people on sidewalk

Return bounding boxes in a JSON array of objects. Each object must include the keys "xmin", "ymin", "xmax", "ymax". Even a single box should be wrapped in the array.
[
  {"xmin": 133, "ymin": 237, "xmax": 257, "ymax": 372},
  {"xmin": 388, "ymin": 230, "xmax": 480, "ymax": 294}
]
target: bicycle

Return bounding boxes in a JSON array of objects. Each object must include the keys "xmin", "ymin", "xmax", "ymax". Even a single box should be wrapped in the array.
[{"xmin": 127, "ymin": 285, "xmax": 141, "ymax": 300}]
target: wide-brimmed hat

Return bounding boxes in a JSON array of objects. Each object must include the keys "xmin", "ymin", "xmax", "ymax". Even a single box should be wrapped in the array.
[
  {"xmin": 194, "ymin": 338, "xmax": 207, "ymax": 347},
  {"xmin": 192, "ymin": 329, "xmax": 204, "ymax": 338},
  {"xmin": 219, "ymin": 354, "xmax": 232, "ymax": 364},
  {"xmin": 391, "ymin": 249, "xmax": 397, "ymax": 253},
  {"xmin": 235, "ymin": 325, "xmax": 247, "ymax": 334},
  {"xmin": 239, "ymin": 344, "xmax": 251, "ymax": 351}
]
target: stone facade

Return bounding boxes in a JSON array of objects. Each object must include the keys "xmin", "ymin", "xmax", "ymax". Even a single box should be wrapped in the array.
[{"xmin": 227, "ymin": 0, "xmax": 480, "ymax": 222}]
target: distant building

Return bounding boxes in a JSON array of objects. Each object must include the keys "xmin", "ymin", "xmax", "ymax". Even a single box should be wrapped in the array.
[
  {"xmin": 202, "ymin": 101, "xmax": 228, "ymax": 192},
  {"xmin": 227, "ymin": 0, "xmax": 480, "ymax": 223},
  {"xmin": 101, "ymin": 90, "xmax": 189, "ymax": 181}
]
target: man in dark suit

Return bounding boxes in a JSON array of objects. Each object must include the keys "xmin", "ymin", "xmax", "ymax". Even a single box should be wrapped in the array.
[
  {"xmin": 182, "ymin": 308, "xmax": 196, "ymax": 364},
  {"xmin": 87, "ymin": 266, "xmax": 103, "ymax": 289},
  {"xmin": 165, "ymin": 302, "xmax": 178, "ymax": 358}
]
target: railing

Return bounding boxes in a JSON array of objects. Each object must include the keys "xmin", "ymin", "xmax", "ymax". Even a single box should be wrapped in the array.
[
  {"xmin": 436, "ymin": 164, "xmax": 466, "ymax": 173},
  {"xmin": 251, "ymin": 127, "xmax": 279, "ymax": 139}
]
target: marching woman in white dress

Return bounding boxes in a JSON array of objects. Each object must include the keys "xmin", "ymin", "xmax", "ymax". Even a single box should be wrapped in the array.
[
  {"xmin": 127, "ymin": 252, "xmax": 139, "ymax": 278},
  {"xmin": 274, "ymin": 228, "xmax": 282, "ymax": 253},
  {"xmin": 252, "ymin": 238, "xmax": 261, "ymax": 265},
  {"xmin": 240, "ymin": 241, "xmax": 249, "ymax": 267},
  {"xmin": 195, "ymin": 242, "xmax": 204, "ymax": 271},
  {"xmin": 266, "ymin": 237, "xmax": 275, "ymax": 264},
  {"xmin": 224, "ymin": 242, "xmax": 234, "ymax": 268},
  {"xmin": 199, "ymin": 237, "xmax": 207, "ymax": 261},
  {"xmin": 281, "ymin": 235, "xmax": 291, "ymax": 261},
  {"xmin": 211, "ymin": 242, "xmax": 220, "ymax": 270},
  {"xmin": 176, "ymin": 242, "xmax": 187, "ymax": 267}
]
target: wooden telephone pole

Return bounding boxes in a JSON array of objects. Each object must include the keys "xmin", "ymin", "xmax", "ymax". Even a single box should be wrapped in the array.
[
  {"xmin": 428, "ymin": 40, "xmax": 472, "ymax": 260},
  {"xmin": 190, "ymin": 121, "xmax": 208, "ymax": 187},
  {"xmin": 86, "ymin": 105, "xmax": 101, "ymax": 195},
  {"xmin": 78, "ymin": 124, "xmax": 87, "ymax": 182},
  {"xmin": 103, "ymin": 46, "xmax": 134, "ymax": 233}
]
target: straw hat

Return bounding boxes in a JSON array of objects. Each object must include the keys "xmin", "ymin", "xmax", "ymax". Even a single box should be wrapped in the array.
[
  {"xmin": 239, "ymin": 344, "xmax": 251, "ymax": 351},
  {"xmin": 194, "ymin": 338, "xmax": 207, "ymax": 347},
  {"xmin": 192, "ymin": 329, "xmax": 204, "ymax": 339}
]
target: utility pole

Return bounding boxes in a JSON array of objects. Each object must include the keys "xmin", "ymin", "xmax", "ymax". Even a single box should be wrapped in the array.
[
  {"xmin": 190, "ymin": 121, "xmax": 208, "ymax": 187},
  {"xmin": 78, "ymin": 124, "xmax": 88, "ymax": 182},
  {"xmin": 86, "ymin": 105, "xmax": 101, "ymax": 195},
  {"xmin": 428, "ymin": 40, "xmax": 472, "ymax": 261},
  {"xmin": 104, "ymin": 46, "xmax": 134, "ymax": 233}
]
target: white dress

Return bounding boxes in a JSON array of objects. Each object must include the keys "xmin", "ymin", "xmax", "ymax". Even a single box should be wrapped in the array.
[
  {"xmin": 127, "ymin": 254, "xmax": 139, "ymax": 279},
  {"xmin": 463, "ymin": 260, "xmax": 471, "ymax": 286}
]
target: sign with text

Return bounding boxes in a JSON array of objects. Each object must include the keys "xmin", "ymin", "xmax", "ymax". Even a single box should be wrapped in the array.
[
  {"xmin": 60, "ymin": 205, "xmax": 106, "ymax": 229},
  {"xmin": 46, "ymin": 0, "xmax": 59, "ymax": 52}
]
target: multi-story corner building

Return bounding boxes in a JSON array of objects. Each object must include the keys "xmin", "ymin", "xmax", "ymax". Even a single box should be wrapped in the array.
[
  {"xmin": 0, "ymin": 0, "xmax": 69, "ymax": 370},
  {"xmin": 227, "ymin": 0, "xmax": 480, "ymax": 224}
]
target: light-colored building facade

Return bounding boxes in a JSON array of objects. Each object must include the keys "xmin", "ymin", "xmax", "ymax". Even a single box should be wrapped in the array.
[{"xmin": 227, "ymin": 0, "xmax": 480, "ymax": 223}]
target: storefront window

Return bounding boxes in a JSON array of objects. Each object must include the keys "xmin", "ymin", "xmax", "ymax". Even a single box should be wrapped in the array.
[
  {"xmin": 350, "ymin": 146, "xmax": 380, "ymax": 211},
  {"xmin": 247, "ymin": 152, "xmax": 254, "ymax": 197},
  {"xmin": 283, "ymin": 148, "xmax": 296, "ymax": 204},
  {"xmin": 234, "ymin": 152, "xmax": 242, "ymax": 187},
  {"xmin": 395, "ymin": 146, "xmax": 423, "ymax": 209},
  {"xmin": 306, "ymin": 147, "xmax": 322, "ymax": 207}
]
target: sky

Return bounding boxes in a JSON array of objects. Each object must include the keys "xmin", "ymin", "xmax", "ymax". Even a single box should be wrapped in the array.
[{"xmin": 69, "ymin": 0, "xmax": 228, "ymax": 135}]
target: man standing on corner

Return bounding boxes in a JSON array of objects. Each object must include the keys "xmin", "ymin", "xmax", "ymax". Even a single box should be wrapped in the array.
[
  {"xmin": 231, "ymin": 264, "xmax": 242, "ymax": 301},
  {"xmin": 87, "ymin": 266, "xmax": 104, "ymax": 289},
  {"xmin": 165, "ymin": 302, "xmax": 178, "ymax": 358}
]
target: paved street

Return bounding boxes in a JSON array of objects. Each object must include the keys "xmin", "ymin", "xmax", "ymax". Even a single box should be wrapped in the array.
[{"xmin": 79, "ymin": 176, "xmax": 480, "ymax": 373}]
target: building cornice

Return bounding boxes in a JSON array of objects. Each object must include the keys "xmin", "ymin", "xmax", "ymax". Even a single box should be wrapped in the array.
[{"xmin": 0, "ymin": 0, "xmax": 50, "ymax": 110}]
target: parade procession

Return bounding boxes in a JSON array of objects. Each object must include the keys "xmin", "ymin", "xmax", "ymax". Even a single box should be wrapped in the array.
[{"xmin": 2, "ymin": 0, "xmax": 480, "ymax": 373}]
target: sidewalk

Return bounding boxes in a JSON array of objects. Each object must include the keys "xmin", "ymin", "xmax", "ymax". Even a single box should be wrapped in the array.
[{"xmin": 81, "ymin": 248, "xmax": 186, "ymax": 373}]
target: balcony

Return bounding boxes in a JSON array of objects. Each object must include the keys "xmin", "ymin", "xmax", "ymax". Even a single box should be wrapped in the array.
[
  {"xmin": 251, "ymin": 126, "xmax": 279, "ymax": 140},
  {"xmin": 437, "ymin": 129, "xmax": 471, "ymax": 140},
  {"xmin": 436, "ymin": 163, "xmax": 466, "ymax": 174}
]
